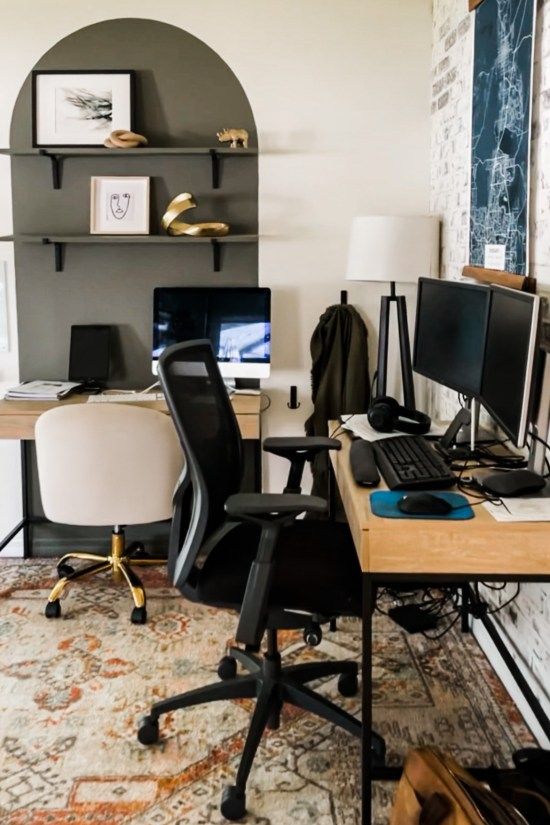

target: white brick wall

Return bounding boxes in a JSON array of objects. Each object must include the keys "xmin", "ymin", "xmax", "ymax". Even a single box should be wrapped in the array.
[{"xmin": 430, "ymin": 0, "xmax": 550, "ymax": 735}]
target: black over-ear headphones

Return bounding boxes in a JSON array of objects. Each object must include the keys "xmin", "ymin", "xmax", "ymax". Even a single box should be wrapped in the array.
[{"xmin": 367, "ymin": 396, "xmax": 431, "ymax": 435}]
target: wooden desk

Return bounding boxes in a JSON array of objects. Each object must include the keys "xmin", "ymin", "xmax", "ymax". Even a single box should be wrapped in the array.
[
  {"xmin": 0, "ymin": 393, "xmax": 261, "ymax": 441},
  {"xmin": 329, "ymin": 426, "xmax": 550, "ymax": 824},
  {"xmin": 0, "ymin": 394, "xmax": 262, "ymax": 557}
]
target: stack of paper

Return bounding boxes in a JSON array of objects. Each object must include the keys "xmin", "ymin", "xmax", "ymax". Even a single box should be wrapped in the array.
[{"xmin": 4, "ymin": 380, "xmax": 82, "ymax": 401}]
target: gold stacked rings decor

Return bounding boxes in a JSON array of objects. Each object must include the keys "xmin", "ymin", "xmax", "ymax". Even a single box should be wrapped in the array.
[
  {"xmin": 104, "ymin": 129, "xmax": 149, "ymax": 149},
  {"xmin": 162, "ymin": 192, "xmax": 229, "ymax": 237}
]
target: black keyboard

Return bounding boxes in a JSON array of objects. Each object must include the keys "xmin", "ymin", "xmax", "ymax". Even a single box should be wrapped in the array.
[{"xmin": 373, "ymin": 435, "xmax": 456, "ymax": 490}]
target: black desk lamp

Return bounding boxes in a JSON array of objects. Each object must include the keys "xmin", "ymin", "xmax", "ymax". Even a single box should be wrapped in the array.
[{"xmin": 345, "ymin": 215, "xmax": 440, "ymax": 409}]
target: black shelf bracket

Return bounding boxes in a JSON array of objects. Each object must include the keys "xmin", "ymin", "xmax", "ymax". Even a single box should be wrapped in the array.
[
  {"xmin": 42, "ymin": 238, "xmax": 64, "ymax": 272},
  {"xmin": 39, "ymin": 150, "xmax": 62, "ymax": 189},
  {"xmin": 209, "ymin": 149, "xmax": 221, "ymax": 189},
  {"xmin": 212, "ymin": 239, "xmax": 222, "ymax": 272}
]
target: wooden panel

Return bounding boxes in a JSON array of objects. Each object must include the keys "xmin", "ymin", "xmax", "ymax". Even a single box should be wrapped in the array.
[
  {"xmin": 0, "ymin": 394, "xmax": 261, "ymax": 441},
  {"xmin": 329, "ymin": 425, "xmax": 550, "ymax": 576},
  {"xmin": 462, "ymin": 265, "xmax": 537, "ymax": 293}
]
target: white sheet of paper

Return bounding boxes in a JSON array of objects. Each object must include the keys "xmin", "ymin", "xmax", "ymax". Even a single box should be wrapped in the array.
[
  {"xmin": 340, "ymin": 413, "xmax": 448, "ymax": 442},
  {"xmin": 484, "ymin": 497, "xmax": 550, "ymax": 522}
]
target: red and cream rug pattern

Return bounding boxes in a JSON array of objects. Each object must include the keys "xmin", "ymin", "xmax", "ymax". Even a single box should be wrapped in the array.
[{"xmin": 0, "ymin": 559, "xmax": 534, "ymax": 824}]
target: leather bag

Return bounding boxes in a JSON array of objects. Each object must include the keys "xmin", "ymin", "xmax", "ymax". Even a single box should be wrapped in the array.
[{"xmin": 390, "ymin": 748, "xmax": 529, "ymax": 825}]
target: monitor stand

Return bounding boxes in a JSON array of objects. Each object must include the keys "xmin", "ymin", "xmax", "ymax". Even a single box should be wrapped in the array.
[{"xmin": 438, "ymin": 399, "xmax": 494, "ymax": 457}]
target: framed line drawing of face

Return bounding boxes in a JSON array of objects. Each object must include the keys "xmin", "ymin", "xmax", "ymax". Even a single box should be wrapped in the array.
[
  {"xmin": 90, "ymin": 176, "xmax": 150, "ymax": 235},
  {"xmin": 32, "ymin": 70, "xmax": 135, "ymax": 148}
]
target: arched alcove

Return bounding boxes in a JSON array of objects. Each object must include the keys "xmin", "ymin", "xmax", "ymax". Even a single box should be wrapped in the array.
[{"xmin": 10, "ymin": 17, "xmax": 258, "ymax": 386}]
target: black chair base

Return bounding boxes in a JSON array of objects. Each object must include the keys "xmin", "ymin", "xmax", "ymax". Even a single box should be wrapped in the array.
[{"xmin": 138, "ymin": 630, "xmax": 386, "ymax": 821}]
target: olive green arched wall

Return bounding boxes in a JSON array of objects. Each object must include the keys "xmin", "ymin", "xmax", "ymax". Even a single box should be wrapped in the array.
[{"xmin": 10, "ymin": 17, "xmax": 258, "ymax": 386}]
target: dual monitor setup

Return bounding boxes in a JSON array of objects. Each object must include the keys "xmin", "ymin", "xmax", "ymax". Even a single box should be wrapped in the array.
[{"xmin": 413, "ymin": 277, "xmax": 541, "ymax": 452}]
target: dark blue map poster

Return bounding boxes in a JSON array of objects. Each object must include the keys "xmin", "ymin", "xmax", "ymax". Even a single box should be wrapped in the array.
[{"xmin": 470, "ymin": 0, "xmax": 536, "ymax": 275}]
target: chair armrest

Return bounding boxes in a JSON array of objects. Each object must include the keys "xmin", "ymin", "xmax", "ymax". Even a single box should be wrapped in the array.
[
  {"xmin": 262, "ymin": 438, "xmax": 342, "ymax": 494},
  {"xmin": 263, "ymin": 436, "xmax": 341, "ymax": 459},
  {"xmin": 225, "ymin": 493, "xmax": 327, "ymax": 520}
]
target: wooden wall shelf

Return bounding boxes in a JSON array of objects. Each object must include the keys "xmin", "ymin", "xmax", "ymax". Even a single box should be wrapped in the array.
[
  {"xmin": 0, "ymin": 146, "xmax": 257, "ymax": 190},
  {"xmin": 1, "ymin": 233, "xmax": 258, "ymax": 272}
]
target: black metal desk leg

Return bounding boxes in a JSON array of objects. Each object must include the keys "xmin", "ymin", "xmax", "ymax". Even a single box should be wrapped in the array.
[
  {"xmin": 362, "ymin": 575, "xmax": 375, "ymax": 825},
  {"xmin": 461, "ymin": 584, "xmax": 470, "ymax": 633},
  {"xmin": 21, "ymin": 440, "xmax": 30, "ymax": 558}
]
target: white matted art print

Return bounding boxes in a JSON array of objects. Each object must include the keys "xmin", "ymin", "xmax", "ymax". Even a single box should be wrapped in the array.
[
  {"xmin": 32, "ymin": 70, "xmax": 134, "ymax": 147},
  {"xmin": 90, "ymin": 176, "xmax": 150, "ymax": 235}
]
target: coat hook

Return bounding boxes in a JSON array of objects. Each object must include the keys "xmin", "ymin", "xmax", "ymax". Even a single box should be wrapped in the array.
[
  {"xmin": 287, "ymin": 385, "xmax": 300, "ymax": 409},
  {"xmin": 340, "ymin": 290, "xmax": 348, "ymax": 305}
]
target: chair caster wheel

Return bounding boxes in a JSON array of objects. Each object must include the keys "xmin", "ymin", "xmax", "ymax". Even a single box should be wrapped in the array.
[
  {"xmin": 217, "ymin": 655, "xmax": 237, "ymax": 681},
  {"xmin": 137, "ymin": 715, "xmax": 159, "ymax": 745},
  {"xmin": 131, "ymin": 606, "xmax": 147, "ymax": 625},
  {"xmin": 44, "ymin": 600, "xmax": 61, "ymax": 619},
  {"xmin": 57, "ymin": 562, "xmax": 74, "ymax": 578},
  {"xmin": 338, "ymin": 671, "xmax": 359, "ymax": 697},
  {"xmin": 220, "ymin": 785, "xmax": 246, "ymax": 821},
  {"xmin": 304, "ymin": 622, "xmax": 322, "ymax": 647}
]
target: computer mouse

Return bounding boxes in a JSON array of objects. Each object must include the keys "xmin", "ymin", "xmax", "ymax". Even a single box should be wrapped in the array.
[{"xmin": 397, "ymin": 492, "xmax": 452, "ymax": 516}]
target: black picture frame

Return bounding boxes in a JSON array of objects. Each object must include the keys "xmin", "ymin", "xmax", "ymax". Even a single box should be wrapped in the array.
[{"xmin": 31, "ymin": 69, "xmax": 135, "ymax": 148}]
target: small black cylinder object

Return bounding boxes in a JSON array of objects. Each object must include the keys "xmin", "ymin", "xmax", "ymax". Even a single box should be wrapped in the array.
[{"xmin": 287, "ymin": 385, "xmax": 300, "ymax": 409}]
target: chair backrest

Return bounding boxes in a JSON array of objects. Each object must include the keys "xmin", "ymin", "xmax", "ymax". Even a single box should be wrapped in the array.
[
  {"xmin": 35, "ymin": 403, "xmax": 183, "ymax": 526},
  {"xmin": 158, "ymin": 340, "xmax": 244, "ymax": 588}
]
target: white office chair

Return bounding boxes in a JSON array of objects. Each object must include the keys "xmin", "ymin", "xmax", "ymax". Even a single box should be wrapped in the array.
[{"xmin": 36, "ymin": 403, "xmax": 183, "ymax": 624}]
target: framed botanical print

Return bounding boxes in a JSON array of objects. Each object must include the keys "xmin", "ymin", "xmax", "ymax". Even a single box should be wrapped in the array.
[{"xmin": 32, "ymin": 70, "xmax": 135, "ymax": 148}]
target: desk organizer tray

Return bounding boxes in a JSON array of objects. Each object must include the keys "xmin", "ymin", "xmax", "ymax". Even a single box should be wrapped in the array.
[{"xmin": 370, "ymin": 491, "xmax": 474, "ymax": 520}]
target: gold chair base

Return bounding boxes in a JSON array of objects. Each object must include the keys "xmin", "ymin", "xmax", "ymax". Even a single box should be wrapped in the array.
[{"xmin": 45, "ymin": 530, "xmax": 165, "ymax": 623}]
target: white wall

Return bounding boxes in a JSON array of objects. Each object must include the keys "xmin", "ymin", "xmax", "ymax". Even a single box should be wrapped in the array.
[{"xmin": 0, "ymin": 0, "xmax": 432, "ymax": 554}]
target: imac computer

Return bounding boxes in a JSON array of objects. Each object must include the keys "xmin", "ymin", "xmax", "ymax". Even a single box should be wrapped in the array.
[
  {"xmin": 480, "ymin": 285, "xmax": 541, "ymax": 449},
  {"xmin": 413, "ymin": 277, "xmax": 491, "ymax": 397},
  {"xmin": 152, "ymin": 287, "xmax": 271, "ymax": 379}
]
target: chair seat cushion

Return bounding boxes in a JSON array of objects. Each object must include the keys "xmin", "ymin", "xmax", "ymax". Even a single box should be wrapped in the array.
[{"xmin": 196, "ymin": 520, "xmax": 362, "ymax": 617}]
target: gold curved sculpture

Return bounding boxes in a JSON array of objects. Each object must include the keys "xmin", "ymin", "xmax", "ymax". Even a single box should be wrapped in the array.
[
  {"xmin": 104, "ymin": 129, "xmax": 148, "ymax": 149},
  {"xmin": 162, "ymin": 193, "xmax": 229, "ymax": 237}
]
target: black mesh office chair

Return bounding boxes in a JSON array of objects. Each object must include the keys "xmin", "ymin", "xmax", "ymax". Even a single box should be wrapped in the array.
[{"xmin": 137, "ymin": 340, "xmax": 385, "ymax": 820}]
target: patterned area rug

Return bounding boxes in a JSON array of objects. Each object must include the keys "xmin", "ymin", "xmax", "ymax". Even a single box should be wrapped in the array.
[{"xmin": 0, "ymin": 560, "xmax": 534, "ymax": 824}]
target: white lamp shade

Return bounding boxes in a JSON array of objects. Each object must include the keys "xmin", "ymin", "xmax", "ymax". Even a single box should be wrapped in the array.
[{"xmin": 345, "ymin": 215, "xmax": 440, "ymax": 283}]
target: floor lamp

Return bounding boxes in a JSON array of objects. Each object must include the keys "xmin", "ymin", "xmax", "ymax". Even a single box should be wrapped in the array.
[{"xmin": 345, "ymin": 215, "xmax": 440, "ymax": 410}]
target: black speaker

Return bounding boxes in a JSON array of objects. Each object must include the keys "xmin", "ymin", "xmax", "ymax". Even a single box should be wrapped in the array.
[
  {"xmin": 367, "ymin": 395, "xmax": 431, "ymax": 435},
  {"xmin": 68, "ymin": 325, "xmax": 111, "ymax": 388}
]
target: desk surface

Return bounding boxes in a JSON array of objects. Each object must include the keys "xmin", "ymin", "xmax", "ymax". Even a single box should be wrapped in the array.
[
  {"xmin": 329, "ymin": 425, "xmax": 550, "ymax": 577},
  {"xmin": 0, "ymin": 393, "xmax": 261, "ymax": 441}
]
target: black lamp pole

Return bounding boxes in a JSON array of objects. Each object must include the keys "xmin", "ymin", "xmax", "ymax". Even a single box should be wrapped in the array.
[{"xmin": 376, "ymin": 281, "xmax": 416, "ymax": 409}]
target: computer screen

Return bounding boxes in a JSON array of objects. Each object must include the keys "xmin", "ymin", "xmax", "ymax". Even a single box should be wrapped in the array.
[
  {"xmin": 480, "ymin": 286, "xmax": 540, "ymax": 448},
  {"xmin": 413, "ymin": 278, "xmax": 491, "ymax": 397},
  {"xmin": 152, "ymin": 287, "xmax": 271, "ymax": 378},
  {"xmin": 69, "ymin": 325, "xmax": 111, "ymax": 382}
]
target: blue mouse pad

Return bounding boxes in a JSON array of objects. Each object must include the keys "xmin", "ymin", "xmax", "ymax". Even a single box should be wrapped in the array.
[{"xmin": 370, "ymin": 491, "xmax": 474, "ymax": 520}]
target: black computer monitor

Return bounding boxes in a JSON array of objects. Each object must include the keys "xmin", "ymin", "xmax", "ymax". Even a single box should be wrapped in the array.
[
  {"xmin": 68, "ymin": 325, "xmax": 111, "ymax": 384},
  {"xmin": 413, "ymin": 277, "xmax": 491, "ymax": 397},
  {"xmin": 152, "ymin": 287, "xmax": 271, "ymax": 379},
  {"xmin": 480, "ymin": 286, "xmax": 541, "ymax": 448}
]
